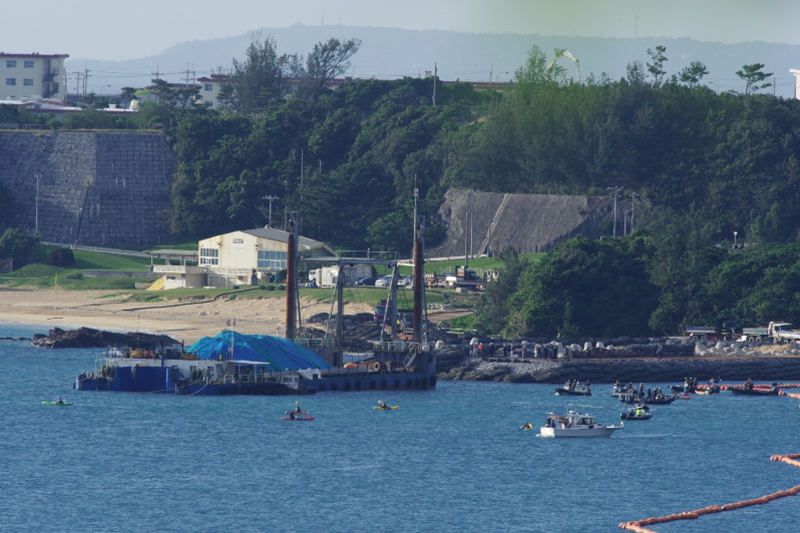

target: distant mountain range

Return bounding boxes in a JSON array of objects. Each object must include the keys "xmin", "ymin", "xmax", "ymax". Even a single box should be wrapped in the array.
[{"xmin": 67, "ymin": 23, "xmax": 800, "ymax": 99}]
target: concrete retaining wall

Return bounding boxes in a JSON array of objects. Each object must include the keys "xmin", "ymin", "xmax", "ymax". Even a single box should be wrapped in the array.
[
  {"xmin": 0, "ymin": 131, "xmax": 175, "ymax": 247},
  {"xmin": 430, "ymin": 189, "xmax": 621, "ymax": 257}
]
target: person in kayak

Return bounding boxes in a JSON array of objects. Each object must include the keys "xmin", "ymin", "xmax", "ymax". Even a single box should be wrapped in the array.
[
  {"xmin": 294, "ymin": 402, "xmax": 302, "ymax": 413},
  {"xmin": 521, "ymin": 422, "xmax": 533, "ymax": 430},
  {"xmin": 55, "ymin": 397, "xmax": 64, "ymax": 405},
  {"xmin": 289, "ymin": 411, "xmax": 296, "ymax": 420}
]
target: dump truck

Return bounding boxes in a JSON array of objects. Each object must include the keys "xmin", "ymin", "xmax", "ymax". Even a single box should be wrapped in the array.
[
  {"xmin": 739, "ymin": 322, "xmax": 800, "ymax": 343},
  {"xmin": 684, "ymin": 320, "xmax": 738, "ymax": 342}
]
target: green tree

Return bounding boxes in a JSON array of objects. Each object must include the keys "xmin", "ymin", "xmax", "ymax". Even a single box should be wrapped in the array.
[
  {"xmin": 506, "ymin": 236, "xmax": 658, "ymax": 338},
  {"xmin": 646, "ymin": 45, "xmax": 668, "ymax": 87},
  {"xmin": 736, "ymin": 63, "xmax": 773, "ymax": 95},
  {"xmin": 297, "ymin": 38, "xmax": 361, "ymax": 102},
  {"xmin": 147, "ymin": 78, "xmax": 178, "ymax": 106},
  {"xmin": 678, "ymin": 61, "xmax": 709, "ymax": 87},
  {"xmin": 473, "ymin": 250, "xmax": 528, "ymax": 334},
  {"xmin": 218, "ymin": 34, "xmax": 300, "ymax": 113},
  {"xmin": 0, "ymin": 104, "xmax": 19, "ymax": 123},
  {"xmin": 0, "ymin": 228, "xmax": 40, "ymax": 268},
  {"xmin": 120, "ymin": 87, "xmax": 137, "ymax": 109},
  {"xmin": 514, "ymin": 45, "xmax": 550, "ymax": 85}
]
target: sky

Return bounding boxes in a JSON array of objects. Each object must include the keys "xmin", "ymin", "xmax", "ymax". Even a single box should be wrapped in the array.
[{"xmin": 4, "ymin": 0, "xmax": 800, "ymax": 62}]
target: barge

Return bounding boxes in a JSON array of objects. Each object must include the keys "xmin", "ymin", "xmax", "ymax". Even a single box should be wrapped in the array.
[{"xmin": 75, "ymin": 210, "xmax": 436, "ymax": 395}]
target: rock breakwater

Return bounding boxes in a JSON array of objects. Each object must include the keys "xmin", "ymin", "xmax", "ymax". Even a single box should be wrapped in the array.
[{"xmin": 439, "ymin": 356, "xmax": 800, "ymax": 384}]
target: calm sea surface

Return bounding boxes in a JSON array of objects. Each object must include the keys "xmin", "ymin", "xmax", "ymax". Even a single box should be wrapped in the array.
[{"xmin": 1, "ymin": 322, "xmax": 798, "ymax": 532}]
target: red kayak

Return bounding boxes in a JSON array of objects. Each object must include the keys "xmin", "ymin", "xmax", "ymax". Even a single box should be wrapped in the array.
[{"xmin": 280, "ymin": 416, "xmax": 315, "ymax": 421}]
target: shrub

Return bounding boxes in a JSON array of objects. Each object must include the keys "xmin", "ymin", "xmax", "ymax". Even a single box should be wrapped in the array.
[{"xmin": 48, "ymin": 247, "xmax": 75, "ymax": 267}]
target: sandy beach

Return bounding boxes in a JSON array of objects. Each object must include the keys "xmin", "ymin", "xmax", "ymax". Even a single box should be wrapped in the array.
[{"xmin": 0, "ymin": 288, "xmax": 373, "ymax": 344}]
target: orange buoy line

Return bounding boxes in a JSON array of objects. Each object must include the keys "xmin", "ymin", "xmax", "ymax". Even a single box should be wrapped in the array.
[
  {"xmin": 693, "ymin": 383, "xmax": 800, "ymax": 392},
  {"xmin": 619, "ymin": 453, "xmax": 800, "ymax": 532}
]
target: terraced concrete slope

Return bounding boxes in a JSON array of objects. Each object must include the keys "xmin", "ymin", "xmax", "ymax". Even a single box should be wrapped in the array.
[
  {"xmin": 430, "ymin": 189, "xmax": 621, "ymax": 258},
  {"xmin": 0, "ymin": 131, "xmax": 174, "ymax": 247}
]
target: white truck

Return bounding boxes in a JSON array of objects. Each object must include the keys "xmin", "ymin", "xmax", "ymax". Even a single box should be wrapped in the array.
[
  {"xmin": 740, "ymin": 322, "xmax": 800, "ymax": 343},
  {"xmin": 308, "ymin": 264, "xmax": 373, "ymax": 288}
]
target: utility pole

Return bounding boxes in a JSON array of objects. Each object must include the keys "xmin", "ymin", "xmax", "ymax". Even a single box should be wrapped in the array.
[
  {"xmin": 300, "ymin": 149, "xmax": 304, "ymax": 201},
  {"xmin": 263, "ymin": 195, "xmax": 279, "ymax": 227},
  {"xmin": 83, "ymin": 66, "xmax": 91, "ymax": 96},
  {"xmin": 464, "ymin": 190, "xmax": 473, "ymax": 268},
  {"xmin": 432, "ymin": 63, "xmax": 437, "ymax": 106},
  {"xmin": 413, "ymin": 175, "xmax": 418, "ymax": 245},
  {"xmin": 607, "ymin": 186, "xmax": 623, "ymax": 238},
  {"xmin": 469, "ymin": 190, "xmax": 474, "ymax": 260},
  {"xmin": 72, "ymin": 72, "xmax": 83, "ymax": 95},
  {"xmin": 35, "ymin": 174, "xmax": 39, "ymax": 234}
]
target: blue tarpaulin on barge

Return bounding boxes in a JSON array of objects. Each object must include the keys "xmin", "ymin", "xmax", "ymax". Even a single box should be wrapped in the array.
[{"xmin": 188, "ymin": 331, "xmax": 332, "ymax": 371}]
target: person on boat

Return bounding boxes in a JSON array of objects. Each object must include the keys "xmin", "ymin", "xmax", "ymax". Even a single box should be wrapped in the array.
[
  {"xmin": 289, "ymin": 411, "xmax": 296, "ymax": 420},
  {"xmin": 635, "ymin": 408, "xmax": 644, "ymax": 417},
  {"xmin": 55, "ymin": 397, "xmax": 64, "ymax": 405},
  {"xmin": 745, "ymin": 378, "xmax": 753, "ymax": 390}
]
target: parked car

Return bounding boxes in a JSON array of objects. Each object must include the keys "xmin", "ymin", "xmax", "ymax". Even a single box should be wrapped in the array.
[
  {"xmin": 374, "ymin": 275, "xmax": 393, "ymax": 287},
  {"xmin": 398, "ymin": 276, "xmax": 413, "ymax": 287},
  {"xmin": 355, "ymin": 276, "xmax": 376, "ymax": 286}
]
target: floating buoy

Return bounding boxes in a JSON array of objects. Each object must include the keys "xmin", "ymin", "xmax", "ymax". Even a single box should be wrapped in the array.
[{"xmin": 619, "ymin": 452, "xmax": 800, "ymax": 531}]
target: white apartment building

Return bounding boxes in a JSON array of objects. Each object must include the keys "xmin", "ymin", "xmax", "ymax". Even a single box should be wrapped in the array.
[
  {"xmin": 1, "ymin": 53, "xmax": 69, "ymax": 102},
  {"xmin": 196, "ymin": 74, "xmax": 228, "ymax": 109}
]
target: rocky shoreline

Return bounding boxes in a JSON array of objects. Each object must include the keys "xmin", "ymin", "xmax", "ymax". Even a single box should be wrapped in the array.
[{"xmin": 32, "ymin": 327, "xmax": 180, "ymax": 350}]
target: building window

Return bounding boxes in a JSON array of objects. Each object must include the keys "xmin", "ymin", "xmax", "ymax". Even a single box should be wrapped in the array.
[
  {"xmin": 24, "ymin": 60, "xmax": 34, "ymax": 68},
  {"xmin": 6, "ymin": 78, "xmax": 16, "ymax": 86},
  {"xmin": 6, "ymin": 60, "xmax": 17, "ymax": 68},
  {"xmin": 23, "ymin": 79, "xmax": 34, "ymax": 86},
  {"xmin": 199, "ymin": 248, "xmax": 219, "ymax": 266},
  {"xmin": 204, "ymin": 84, "xmax": 213, "ymax": 92},
  {"xmin": 257, "ymin": 250, "xmax": 287, "ymax": 269}
]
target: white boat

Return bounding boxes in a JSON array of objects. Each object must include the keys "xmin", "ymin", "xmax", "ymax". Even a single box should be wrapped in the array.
[{"xmin": 539, "ymin": 410, "xmax": 623, "ymax": 438}]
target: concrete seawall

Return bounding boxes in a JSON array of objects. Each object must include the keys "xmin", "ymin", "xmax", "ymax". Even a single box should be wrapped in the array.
[{"xmin": 0, "ymin": 131, "xmax": 174, "ymax": 247}]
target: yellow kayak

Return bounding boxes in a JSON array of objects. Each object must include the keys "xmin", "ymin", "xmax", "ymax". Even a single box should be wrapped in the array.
[{"xmin": 373, "ymin": 405, "xmax": 399, "ymax": 410}]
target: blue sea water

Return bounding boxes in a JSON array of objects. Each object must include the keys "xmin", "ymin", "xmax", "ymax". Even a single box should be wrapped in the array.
[{"xmin": 1, "ymin": 322, "xmax": 799, "ymax": 532}]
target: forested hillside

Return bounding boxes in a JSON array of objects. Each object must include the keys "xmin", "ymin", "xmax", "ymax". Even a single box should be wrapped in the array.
[{"xmin": 5, "ymin": 39, "xmax": 800, "ymax": 336}]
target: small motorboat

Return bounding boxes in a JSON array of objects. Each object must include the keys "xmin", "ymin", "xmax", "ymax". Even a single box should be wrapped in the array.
[
  {"xmin": 539, "ymin": 411, "xmax": 623, "ymax": 438},
  {"xmin": 555, "ymin": 381, "xmax": 592, "ymax": 396},
  {"xmin": 643, "ymin": 395, "xmax": 676, "ymax": 405},
  {"xmin": 729, "ymin": 386, "xmax": 779, "ymax": 396},
  {"xmin": 611, "ymin": 383, "xmax": 634, "ymax": 398},
  {"xmin": 280, "ymin": 416, "xmax": 315, "ymax": 421},
  {"xmin": 620, "ymin": 407, "xmax": 652, "ymax": 421},
  {"xmin": 555, "ymin": 386, "xmax": 592, "ymax": 396}
]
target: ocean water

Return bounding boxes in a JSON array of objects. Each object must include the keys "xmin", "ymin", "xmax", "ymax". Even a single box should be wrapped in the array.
[{"xmin": 1, "ymin": 323, "xmax": 799, "ymax": 532}]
